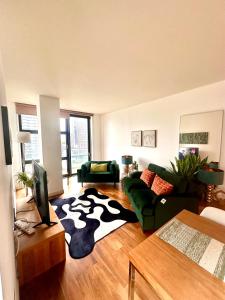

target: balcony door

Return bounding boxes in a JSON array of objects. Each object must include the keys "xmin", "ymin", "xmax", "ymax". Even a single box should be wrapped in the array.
[{"xmin": 60, "ymin": 115, "xmax": 91, "ymax": 176}]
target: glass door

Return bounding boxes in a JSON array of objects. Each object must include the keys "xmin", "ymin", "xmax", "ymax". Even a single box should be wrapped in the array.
[
  {"xmin": 60, "ymin": 116, "xmax": 91, "ymax": 176},
  {"xmin": 69, "ymin": 115, "xmax": 91, "ymax": 174}
]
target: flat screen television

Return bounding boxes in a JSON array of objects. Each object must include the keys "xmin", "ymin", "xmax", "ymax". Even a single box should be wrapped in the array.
[{"xmin": 32, "ymin": 161, "xmax": 57, "ymax": 227}]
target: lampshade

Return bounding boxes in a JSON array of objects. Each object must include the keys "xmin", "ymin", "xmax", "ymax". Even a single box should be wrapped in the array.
[
  {"xmin": 208, "ymin": 162, "xmax": 219, "ymax": 169},
  {"xmin": 17, "ymin": 131, "xmax": 31, "ymax": 144},
  {"xmin": 122, "ymin": 155, "xmax": 133, "ymax": 165},
  {"xmin": 198, "ymin": 168, "xmax": 224, "ymax": 185}
]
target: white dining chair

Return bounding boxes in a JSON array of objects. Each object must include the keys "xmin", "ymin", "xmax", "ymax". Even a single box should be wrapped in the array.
[{"xmin": 200, "ymin": 207, "xmax": 225, "ymax": 226}]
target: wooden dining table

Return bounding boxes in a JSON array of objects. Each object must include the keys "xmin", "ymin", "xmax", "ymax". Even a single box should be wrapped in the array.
[{"xmin": 128, "ymin": 210, "xmax": 225, "ymax": 300}]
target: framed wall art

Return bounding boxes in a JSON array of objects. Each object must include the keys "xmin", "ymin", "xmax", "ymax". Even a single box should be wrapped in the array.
[
  {"xmin": 142, "ymin": 130, "xmax": 156, "ymax": 147},
  {"xmin": 131, "ymin": 131, "xmax": 142, "ymax": 147}
]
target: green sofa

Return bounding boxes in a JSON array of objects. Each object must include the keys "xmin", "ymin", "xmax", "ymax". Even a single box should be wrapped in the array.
[
  {"xmin": 77, "ymin": 160, "xmax": 120, "ymax": 186},
  {"xmin": 123, "ymin": 163, "xmax": 199, "ymax": 231}
]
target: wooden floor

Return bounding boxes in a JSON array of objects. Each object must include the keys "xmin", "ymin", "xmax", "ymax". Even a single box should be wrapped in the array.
[{"xmin": 19, "ymin": 177, "xmax": 225, "ymax": 300}]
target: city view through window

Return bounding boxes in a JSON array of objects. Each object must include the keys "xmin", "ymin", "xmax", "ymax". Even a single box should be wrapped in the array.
[{"xmin": 70, "ymin": 117, "xmax": 89, "ymax": 173}]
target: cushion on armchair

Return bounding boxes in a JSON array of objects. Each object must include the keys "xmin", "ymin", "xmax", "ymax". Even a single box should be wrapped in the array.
[{"xmin": 91, "ymin": 163, "xmax": 108, "ymax": 172}]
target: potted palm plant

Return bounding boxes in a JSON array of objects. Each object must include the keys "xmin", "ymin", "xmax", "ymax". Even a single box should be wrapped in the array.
[
  {"xmin": 169, "ymin": 154, "xmax": 208, "ymax": 194},
  {"xmin": 169, "ymin": 154, "xmax": 208, "ymax": 181},
  {"xmin": 17, "ymin": 172, "xmax": 34, "ymax": 197}
]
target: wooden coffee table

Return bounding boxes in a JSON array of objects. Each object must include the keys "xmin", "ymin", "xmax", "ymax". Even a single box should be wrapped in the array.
[{"xmin": 128, "ymin": 210, "xmax": 225, "ymax": 300}]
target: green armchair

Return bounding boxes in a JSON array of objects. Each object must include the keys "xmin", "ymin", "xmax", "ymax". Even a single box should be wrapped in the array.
[{"xmin": 77, "ymin": 160, "xmax": 120, "ymax": 186}]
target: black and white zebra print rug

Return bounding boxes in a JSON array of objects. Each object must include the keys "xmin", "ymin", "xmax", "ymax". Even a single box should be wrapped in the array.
[{"xmin": 51, "ymin": 188, "xmax": 138, "ymax": 259}]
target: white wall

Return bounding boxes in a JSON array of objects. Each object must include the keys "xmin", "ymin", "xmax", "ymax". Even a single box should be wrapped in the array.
[
  {"xmin": 0, "ymin": 55, "xmax": 18, "ymax": 299},
  {"xmin": 38, "ymin": 95, "xmax": 63, "ymax": 197},
  {"xmin": 101, "ymin": 81, "xmax": 225, "ymax": 189}
]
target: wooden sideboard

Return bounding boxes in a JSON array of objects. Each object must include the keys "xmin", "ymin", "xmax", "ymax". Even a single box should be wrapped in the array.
[{"xmin": 16, "ymin": 197, "xmax": 66, "ymax": 286}]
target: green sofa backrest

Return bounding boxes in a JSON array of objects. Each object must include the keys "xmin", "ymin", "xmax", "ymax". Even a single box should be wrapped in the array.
[{"xmin": 148, "ymin": 164, "xmax": 165, "ymax": 177}]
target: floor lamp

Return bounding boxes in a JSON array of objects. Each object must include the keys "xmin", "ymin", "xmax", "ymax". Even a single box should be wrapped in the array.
[{"xmin": 17, "ymin": 131, "xmax": 31, "ymax": 172}]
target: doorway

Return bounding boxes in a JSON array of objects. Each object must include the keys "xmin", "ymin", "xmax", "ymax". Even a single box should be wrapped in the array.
[{"xmin": 60, "ymin": 115, "xmax": 91, "ymax": 176}]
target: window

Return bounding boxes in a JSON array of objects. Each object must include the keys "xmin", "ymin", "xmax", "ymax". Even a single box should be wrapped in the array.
[{"xmin": 18, "ymin": 114, "xmax": 40, "ymax": 173}]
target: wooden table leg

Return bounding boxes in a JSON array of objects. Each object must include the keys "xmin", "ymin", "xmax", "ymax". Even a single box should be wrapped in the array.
[{"xmin": 128, "ymin": 261, "xmax": 135, "ymax": 300}]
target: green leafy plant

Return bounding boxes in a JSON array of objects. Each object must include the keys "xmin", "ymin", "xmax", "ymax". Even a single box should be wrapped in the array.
[
  {"xmin": 169, "ymin": 154, "xmax": 208, "ymax": 181},
  {"xmin": 17, "ymin": 172, "xmax": 34, "ymax": 189}
]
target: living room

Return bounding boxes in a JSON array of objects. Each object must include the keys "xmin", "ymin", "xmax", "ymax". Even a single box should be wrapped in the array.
[{"xmin": 0, "ymin": 1, "xmax": 225, "ymax": 300}]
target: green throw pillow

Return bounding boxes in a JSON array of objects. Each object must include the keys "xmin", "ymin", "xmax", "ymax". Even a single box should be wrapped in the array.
[{"xmin": 91, "ymin": 163, "xmax": 107, "ymax": 172}]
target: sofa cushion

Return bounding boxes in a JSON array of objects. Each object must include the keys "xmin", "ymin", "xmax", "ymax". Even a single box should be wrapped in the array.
[
  {"xmin": 91, "ymin": 163, "xmax": 107, "ymax": 172},
  {"xmin": 90, "ymin": 161, "xmax": 112, "ymax": 171},
  {"xmin": 140, "ymin": 169, "xmax": 156, "ymax": 187},
  {"xmin": 129, "ymin": 189, "xmax": 156, "ymax": 216},
  {"xmin": 151, "ymin": 175, "xmax": 174, "ymax": 196}
]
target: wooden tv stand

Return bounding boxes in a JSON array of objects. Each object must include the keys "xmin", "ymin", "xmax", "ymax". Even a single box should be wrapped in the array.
[{"xmin": 16, "ymin": 197, "xmax": 66, "ymax": 286}]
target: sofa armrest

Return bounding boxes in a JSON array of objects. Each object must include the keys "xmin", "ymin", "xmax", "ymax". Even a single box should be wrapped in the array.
[
  {"xmin": 123, "ymin": 177, "xmax": 147, "ymax": 194},
  {"xmin": 81, "ymin": 162, "xmax": 90, "ymax": 176},
  {"xmin": 110, "ymin": 160, "xmax": 120, "ymax": 179},
  {"xmin": 130, "ymin": 171, "xmax": 142, "ymax": 179}
]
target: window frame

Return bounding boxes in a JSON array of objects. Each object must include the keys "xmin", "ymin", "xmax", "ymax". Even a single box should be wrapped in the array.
[{"xmin": 60, "ymin": 118, "xmax": 71, "ymax": 177}]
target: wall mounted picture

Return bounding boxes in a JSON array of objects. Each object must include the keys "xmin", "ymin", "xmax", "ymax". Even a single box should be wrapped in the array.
[
  {"xmin": 131, "ymin": 131, "xmax": 142, "ymax": 147},
  {"xmin": 179, "ymin": 132, "xmax": 208, "ymax": 144},
  {"xmin": 142, "ymin": 130, "xmax": 156, "ymax": 147}
]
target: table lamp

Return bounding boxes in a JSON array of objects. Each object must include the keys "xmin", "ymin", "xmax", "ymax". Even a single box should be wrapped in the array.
[
  {"xmin": 197, "ymin": 168, "xmax": 224, "ymax": 202},
  {"xmin": 122, "ymin": 155, "xmax": 133, "ymax": 176},
  {"xmin": 17, "ymin": 131, "xmax": 31, "ymax": 172}
]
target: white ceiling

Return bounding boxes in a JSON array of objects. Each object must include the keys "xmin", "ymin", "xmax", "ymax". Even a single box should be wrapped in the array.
[{"xmin": 0, "ymin": 0, "xmax": 225, "ymax": 114}]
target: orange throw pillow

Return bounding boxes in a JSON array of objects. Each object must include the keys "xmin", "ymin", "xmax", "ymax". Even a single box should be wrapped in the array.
[
  {"xmin": 151, "ymin": 175, "xmax": 174, "ymax": 196},
  {"xmin": 140, "ymin": 169, "xmax": 156, "ymax": 187}
]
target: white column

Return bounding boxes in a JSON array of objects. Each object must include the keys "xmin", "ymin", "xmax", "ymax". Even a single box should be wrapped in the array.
[{"xmin": 37, "ymin": 95, "xmax": 63, "ymax": 197}]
